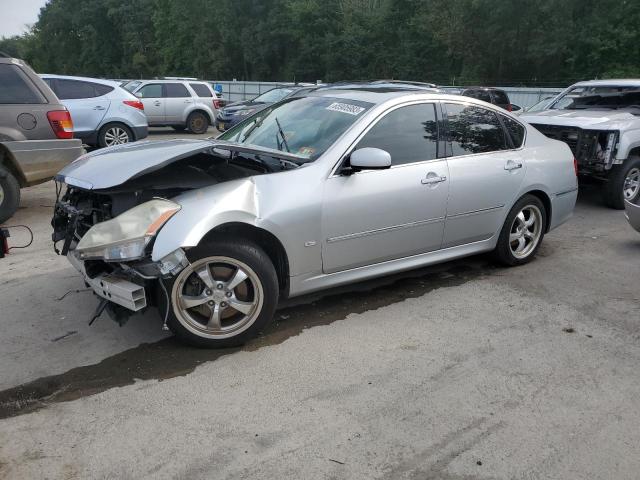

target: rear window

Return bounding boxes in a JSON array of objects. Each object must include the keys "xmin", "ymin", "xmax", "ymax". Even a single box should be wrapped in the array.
[
  {"xmin": 189, "ymin": 83, "xmax": 212, "ymax": 97},
  {"xmin": 501, "ymin": 115, "xmax": 526, "ymax": 148},
  {"xmin": 0, "ymin": 64, "xmax": 45, "ymax": 104},
  {"xmin": 464, "ymin": 89, "xmax": 492, "ymax": 103},
  {"xmin": 51, "ymin": 79, "xmax": 114, "ymax": 100},
  {"xmin": 165, "ymin": 83, "xmax": 190, "ymax": 98},
  {"xmin": 492, "ymin": 90, "xmax": 510, "ymax": 105}
]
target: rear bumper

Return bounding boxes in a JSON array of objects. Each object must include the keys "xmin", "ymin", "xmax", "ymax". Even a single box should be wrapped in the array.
[
  {"xmin": 3, "ymin": 139, "xmax": 84, "ymax": 186},
  {"xmin": 624, "ymin": 200, "xmax": 640, "ymax": 232},
  {"xmin": 549, "ymin": 187, "xmax": 578, "ymax": 231}
]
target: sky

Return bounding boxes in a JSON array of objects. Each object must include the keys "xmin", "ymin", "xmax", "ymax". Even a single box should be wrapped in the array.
[{"xmin": 0, "ymin": 0, "xmax": 48, "ymax": 38}]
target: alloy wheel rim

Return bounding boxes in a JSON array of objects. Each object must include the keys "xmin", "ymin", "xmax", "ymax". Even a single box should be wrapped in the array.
[
  {"xmin": 171, "ymin": 256, "xmax": 264, "ymax": 339},
  {"xmin": 509, "ymin": 205, "xmax": 543, "ymax": 259},
  {"xmin": 104, "ymin": 127, "xmax": 130, "ymax": 146},
  {"xmin": 623, "ymin": 167, "xmax": 640, "ymax": 201},
  {"xmin": 191, "ymin": 116, "xmax": 205, "ymax": 132}
]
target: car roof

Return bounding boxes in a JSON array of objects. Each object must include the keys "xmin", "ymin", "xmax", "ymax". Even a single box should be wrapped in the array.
[
  {"xmin": 462, "ymin": 86, "xmax": 506, "ymax": 92},
  {"xmin": 39, "ymin": 74, "xmax": 122, "ymax": 87},
  {"xmin": 132, "ymin": 79, "xmax": 210, "ymax": 84},
  {"xmin": 570, "ymin": 79, "xmax": 640, "ymax": 87},
  {"xmin": 306, "ymin": 87, "xmax": 450, "ymax": 105}
]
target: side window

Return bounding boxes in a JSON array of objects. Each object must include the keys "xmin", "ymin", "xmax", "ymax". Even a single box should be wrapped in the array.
[
  {"xmin": 0, "ymin": 65, "xmax": 44, "ymax": 104},
  {"xmin": 445, "ymin": 103, "xmax": 508, "ymax": 155},
  {"xmin": 355, "ymin": 103, "xmax": 439, "ymax": 166},
  {"xmin": 165, "ymin": 83, "xmax": 190, "ymax": 98},
  {"xmin": 136, "ymin": 83, "xmax": 163, "ymax": 98},
  {"xmin": 501, "ymin": 115, "xmax": 526, "ymax": 148},
  {"xmin": 52, "ymin": 79, "xmax": 113, "ymax": 99},
  {"xmin": 189, "ymin": 83, "xmax": 212, "ymax": 97}
]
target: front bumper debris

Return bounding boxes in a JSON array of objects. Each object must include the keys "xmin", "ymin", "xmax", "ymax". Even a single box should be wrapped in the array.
[{"xmin": 68, "ymin": 252, "xmax": 146, "ymax": 312}]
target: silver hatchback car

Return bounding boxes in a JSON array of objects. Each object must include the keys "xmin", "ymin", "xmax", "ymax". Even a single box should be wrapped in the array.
[{"xmin": 53, "ymin": 86, "xmax": 578, "ymax": 347}]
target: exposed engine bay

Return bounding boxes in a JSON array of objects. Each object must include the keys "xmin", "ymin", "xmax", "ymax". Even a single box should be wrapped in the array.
[
  {"xmin": 529, "ymin": 124, "xmax": 618, "ymax": 173},
  {"xmin": 51, "ymin": 146, "xmax": 300, "ymax": 325}
]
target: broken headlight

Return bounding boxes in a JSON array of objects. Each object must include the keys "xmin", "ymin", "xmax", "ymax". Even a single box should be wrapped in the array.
[
  {"xmin": 76, "ymin": 199, "xmax": 181, "ymax": 261},
  {"xmin": 597, "ymin": 131, "xmax": 619, "ymax": 167}
]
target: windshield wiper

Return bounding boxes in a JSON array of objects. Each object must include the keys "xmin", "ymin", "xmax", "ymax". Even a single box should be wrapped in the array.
[{"xmin": 274, "ymin": 117, "xmax": 290, "ymax": 152}]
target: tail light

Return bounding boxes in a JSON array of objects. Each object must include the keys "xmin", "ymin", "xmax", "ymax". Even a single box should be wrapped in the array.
[
  {"xmin": 46, "ymin": 110, "xmax": 74, "ymax": 139},
  {"xmin": 507, "ymin": 104, "xmax": 513, "ymax": 112},
  {"xmin": 574, "ymin": 157, "xmax": 579, "ymax": 176},
  {"xmin": 213, "ymin": 99, "xmax": 221, "ymax": 109},
  {"xmin": 123, "ymin": 100, "xmax": 144, "ymax": 111}
]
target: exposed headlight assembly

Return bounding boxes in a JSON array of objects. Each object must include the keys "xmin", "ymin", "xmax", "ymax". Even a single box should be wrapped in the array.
[
  {"xmin": 76, "ymin": 199, "xmax": 181, "ymax": 261},
  {"xmin": 236, "ymin": 109, "xmax": 255, "ymax": 116}
]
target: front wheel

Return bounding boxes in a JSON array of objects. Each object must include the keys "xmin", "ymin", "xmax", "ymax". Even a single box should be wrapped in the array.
[
  {"xmin": 603, "ymin": 157, "xmax": 640, "ymax": 209},
  {"xmin": 161, "ymin": 240, "xmax": 279, "ymax": 348},
  {"xmin": 494, "ymin": 194, "xmax": 547, "ymax": 266},
  {"xmin": 186, "ymin": 111, "xmax": 209, "ymax": 134}
]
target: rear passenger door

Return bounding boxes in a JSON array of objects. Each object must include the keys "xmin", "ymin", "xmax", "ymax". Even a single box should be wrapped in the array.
[
  {"xmin": 135, "ymin": 83, "xmax": 164, "ymax": 124},
  {"xmin": 48, "ymin": 79, "xmax": 111, "ymax": 137},
  {"xmin": 442, "ymin": 102, "xmax": 527, "ymax": 247},
  {"xmin": 164, "ymin": 83, "xmax": 193, "ymax": 122}
]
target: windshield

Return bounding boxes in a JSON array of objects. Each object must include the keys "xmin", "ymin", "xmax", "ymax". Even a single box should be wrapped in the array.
[
  {"xmin": 123, "ymin": 80, "xmax": 141, "ymax": 92},
  {"xmin": 253, "ymin": 88, "xmax": 294, "ymax": 103},
  {"xmin": 527, "ymin": 97, "xmax": 553, "ymax": 112},
  {"xmin": 219, "ymin": 96, "xmax": 374, "ymax": 161},
  {"xmin": 551, "ymin": 86, "xmax": 640, "ymax": 113}
]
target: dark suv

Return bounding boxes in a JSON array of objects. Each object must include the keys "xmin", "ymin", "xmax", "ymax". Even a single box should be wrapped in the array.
[
  {"xmin": 0, "ymin": 56, "xmax": 83, "ymax": 223},
  {"xmin": 462, "ymin": 87, "xmax": 513, "ymax": 111}
]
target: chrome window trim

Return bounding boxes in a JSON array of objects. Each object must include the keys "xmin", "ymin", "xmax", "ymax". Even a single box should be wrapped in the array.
[{"xmin": 440, "ymin": 100, "xmax": 527, "ymax": 160}]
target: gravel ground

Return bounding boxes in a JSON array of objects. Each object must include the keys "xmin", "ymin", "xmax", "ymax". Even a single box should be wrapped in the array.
[{"xmin": 0, "ymin": 129, "xmax": 638, "ymax": 479}]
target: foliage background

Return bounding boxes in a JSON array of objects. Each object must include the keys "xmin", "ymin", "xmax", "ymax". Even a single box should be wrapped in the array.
[{"xmin": 1, "ymin": 0, "xmax": 639, "ymax": 86}]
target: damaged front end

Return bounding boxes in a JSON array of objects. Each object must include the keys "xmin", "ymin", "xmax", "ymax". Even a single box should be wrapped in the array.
[
  {"xmin": 530, "ymin": 124, "xmax": 619, "ymax": 174},
  {"xmin": 51, "ymin": 139, "xmax": 305, "ymax": 327}
]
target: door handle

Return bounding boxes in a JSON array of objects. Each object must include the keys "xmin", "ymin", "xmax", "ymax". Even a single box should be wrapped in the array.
[
  {"xmin": 93, "ymin": 106, "xmax": 106, "ymax": 111},
  {"xmin": 504, "ymin": 160, "xmax": 523, "ymax": 171},
  {"xmin": 184, "ymin": 99, "xmax": 192, "ymax": 103},
  {"xmin": 421, "ymin": 173, "xmax": 447, "ymax": 185},
  {"xmin": 153, "ymin": 101, "xmax": 161, "ymax": 106}
]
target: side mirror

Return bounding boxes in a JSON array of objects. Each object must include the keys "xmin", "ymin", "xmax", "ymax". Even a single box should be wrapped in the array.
[{"xmin": 347, "ymin": 147, "xmax": 391, "ymax": 173}]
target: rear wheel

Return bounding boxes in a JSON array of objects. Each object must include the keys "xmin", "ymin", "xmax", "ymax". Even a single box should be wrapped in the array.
[
  {"xmin": 187, "ymin": 111, "xmax": 209, "ymax": 134},
  {"xmin": 603, "ymin": 157, "xmax": 640, "ymax": 209},
  {"xmin": 98, "ymin": 123, "xmax": 133, "ymax": 148},
  {"xmin": 0, "ymin": 166, "xmax": 20, "ymax": 224},
  {"xmin": 494, "ymin": 194, "xmax": 546, "ymax": 266},
  {"xmin": 161, "ymin": 240, "xmax": 279, "ymax": 348}
]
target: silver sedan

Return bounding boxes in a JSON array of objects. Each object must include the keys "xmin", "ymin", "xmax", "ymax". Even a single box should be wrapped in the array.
[{"xmin": 53, "ymin": 86, "xmax": 578, "ymax": 347}]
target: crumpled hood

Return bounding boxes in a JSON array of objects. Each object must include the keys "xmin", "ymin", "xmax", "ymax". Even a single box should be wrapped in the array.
[
  {"xmin": 521, "ymin": 109, "xmax": 640, "ymax": 131},
  {"xmin": 56, "ymin": 139, "xmax": 216, "ymax": 190},
  {"xmin": 56, "ymin": 138, "xmax": 309, "ymax": 190}
]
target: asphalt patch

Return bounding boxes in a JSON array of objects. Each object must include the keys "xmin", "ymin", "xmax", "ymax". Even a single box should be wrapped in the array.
[{"xmin": 0, "ymin": 256, "xmax": 496, "ymax": 419}]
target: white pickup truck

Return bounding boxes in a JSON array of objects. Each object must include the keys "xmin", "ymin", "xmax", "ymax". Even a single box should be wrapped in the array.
[{"xmin": 521, "ymin": 80, "xmax": 640, "ymax": 209}]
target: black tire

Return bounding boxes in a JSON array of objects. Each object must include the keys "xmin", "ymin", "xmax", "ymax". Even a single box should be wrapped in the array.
[
  {"xmin": 0, "ymin": 166, "xmax": 20, "ymax": 224},
  {"xmin": 171, "ymin": 126, "xmax": 186, "ymax": 132},
  {"xmin": 159, "ymin": 239, "xmax": 279, "ymax": 348},
  {"xmin": 494, "ymin": 194, "xmax": 547, "ymax": 266},
  {"xmin": 603, "ymin": 156, "xmax": 640, "ymax": 209},
  {"xmin": 187, "ymin": 111, "xmax": 209, "ymax": 134},
  {"xmin": 97, "ymin": 123, "xmax": 133, "ymax": 148}
]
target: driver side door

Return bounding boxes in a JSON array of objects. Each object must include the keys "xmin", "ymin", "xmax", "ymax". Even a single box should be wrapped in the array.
[{"xmin": 321, "ymin": 102, "xmax": 449, "ymax": 274}]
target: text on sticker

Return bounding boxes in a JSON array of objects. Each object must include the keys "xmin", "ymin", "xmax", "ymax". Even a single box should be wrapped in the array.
[{"xmin": 326, "ymin": 103, "xmax": 365, "ymax": 115}]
